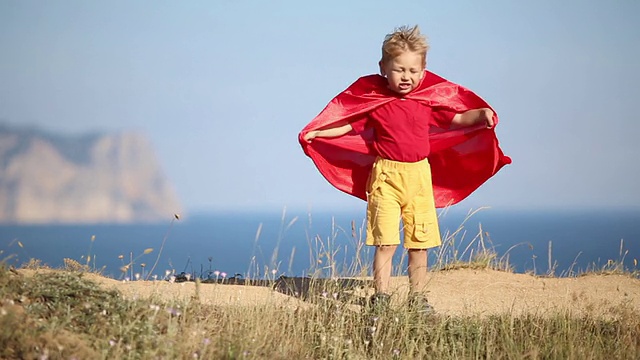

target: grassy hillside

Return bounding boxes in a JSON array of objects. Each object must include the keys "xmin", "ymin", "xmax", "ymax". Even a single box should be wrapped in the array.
[{"xmin": 1, "ymin": 263, "xmax": 639, "ymax": 359}]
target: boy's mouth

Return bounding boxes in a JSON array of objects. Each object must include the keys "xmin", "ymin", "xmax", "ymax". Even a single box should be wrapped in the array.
[{"xmin": 398, "ymin": 83, "xmax": 412, "ymax": 90}]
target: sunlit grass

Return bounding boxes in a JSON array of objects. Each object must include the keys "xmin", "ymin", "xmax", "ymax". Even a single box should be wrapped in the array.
[
  {"xmin": 1, "ymin": 209, "xmax": 639, "ymax": 358},
  {"xmin": 2, "ymin": 263, "xmax": 639, "ymax": 359}
]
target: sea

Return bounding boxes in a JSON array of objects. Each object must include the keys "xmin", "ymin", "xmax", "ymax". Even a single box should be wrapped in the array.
[{"xmin": 1, "ymin": 208, "xmax": 639, "ymax": 280}]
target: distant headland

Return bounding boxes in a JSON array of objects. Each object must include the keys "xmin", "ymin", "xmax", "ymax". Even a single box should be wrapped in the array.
[{"xmin": 0, "ymin": 122, "xmax": 182, "ymax": 224}]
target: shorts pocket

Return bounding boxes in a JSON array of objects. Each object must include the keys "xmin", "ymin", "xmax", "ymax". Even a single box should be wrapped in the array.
[
  {"xmin": 366, "ymin": 172, "xmax": 388, "ymax": 197},
  {"xmin": 413, "ymin": 213, "xmax": 436, "ymax": 243}
]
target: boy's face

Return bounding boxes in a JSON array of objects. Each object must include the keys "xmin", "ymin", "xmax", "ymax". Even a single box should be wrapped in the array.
[{"xmin": 379, "ymin": 51, "xmax": 425, "ymax": 95}]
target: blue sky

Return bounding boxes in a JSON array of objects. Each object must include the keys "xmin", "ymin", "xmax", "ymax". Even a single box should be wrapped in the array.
[{"xmin": 1, "ymin": 0, "xmax": 639, "ymax": 213}]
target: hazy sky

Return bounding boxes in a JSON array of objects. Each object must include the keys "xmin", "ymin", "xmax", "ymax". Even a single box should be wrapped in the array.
[{"xmin": 1, "ymin": 0, "xmax": 639, "ymax": 213}]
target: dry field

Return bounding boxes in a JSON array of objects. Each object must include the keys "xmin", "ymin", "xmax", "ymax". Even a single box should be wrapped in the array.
[{"xmin": 68, "ymin": 268, "xmax": 640, "ymax": 318}]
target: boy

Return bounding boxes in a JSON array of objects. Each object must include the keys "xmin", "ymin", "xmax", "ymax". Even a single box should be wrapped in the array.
[{"xmin": 299, "ymin": 25, "xmax": 510, "ymax": 312}]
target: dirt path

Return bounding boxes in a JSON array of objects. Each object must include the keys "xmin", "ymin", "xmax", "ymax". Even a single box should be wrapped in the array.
[
  {"xmin": 69, "ymin": 269, "xmax": 640, "ymax": 317},
  {"xmin": 394, "ymin": 269, "xmax": 640, "ymax": 317}
]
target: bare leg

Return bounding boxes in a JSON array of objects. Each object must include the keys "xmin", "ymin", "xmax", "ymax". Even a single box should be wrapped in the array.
[
  {"xmin": 373, "ymin": 245, "xmax": 397, "ymax": 294},
  {"xmin": 407, "ymin": 248, "xmax": 428, "ymax": 294}
]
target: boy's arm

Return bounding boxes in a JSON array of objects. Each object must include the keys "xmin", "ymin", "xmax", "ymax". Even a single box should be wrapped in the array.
[
  {"xmin": 303, "ymin": 120, "xmax": 354, "ymax": 142},
  {"xmin": 451, "ymin": 108, "xmax": 495, "ymax": 129}
]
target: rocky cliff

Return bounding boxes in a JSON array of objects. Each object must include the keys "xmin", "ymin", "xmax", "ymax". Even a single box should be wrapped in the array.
[{"xmin": 0, "ymin": 123, "xmax": 182, "ymax": 224}]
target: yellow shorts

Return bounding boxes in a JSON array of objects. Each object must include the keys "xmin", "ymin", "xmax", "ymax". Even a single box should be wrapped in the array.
[{"xmin": 365, "ymin": 157, "xmax": 442, "ymax": 249}]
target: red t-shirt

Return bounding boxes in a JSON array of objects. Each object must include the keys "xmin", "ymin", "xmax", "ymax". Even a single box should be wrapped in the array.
[{"xmin": 351, "ymin": 98, "xmax": 456, "ymax": 162}]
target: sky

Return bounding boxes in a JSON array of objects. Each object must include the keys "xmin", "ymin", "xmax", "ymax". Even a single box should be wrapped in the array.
[{"xmin": 1, "ymin": 0, "xmax": 639, "ymax": 214}]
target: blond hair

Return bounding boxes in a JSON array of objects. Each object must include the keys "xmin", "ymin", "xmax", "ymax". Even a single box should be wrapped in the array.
[{"xmin": 381, "ymin": 25, "xmax": 429, "ymax": 68}]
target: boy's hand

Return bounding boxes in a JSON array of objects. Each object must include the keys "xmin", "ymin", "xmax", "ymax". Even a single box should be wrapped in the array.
[
  {"xmin": 452, "ymin": 108, "xmax": 495, "ymax": 128},
  {"xmin": 480, "ymin": 108, "xmax": 495, "ymax": 129},
  {"xmin": 303, "ymin": 131, "xmax": 319, "ymax": 143}
]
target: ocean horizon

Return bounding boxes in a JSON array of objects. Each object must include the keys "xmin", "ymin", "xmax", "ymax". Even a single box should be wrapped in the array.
[{"xmin": 1, "ymin": 208, "xmax": 639, "ymax": 280}]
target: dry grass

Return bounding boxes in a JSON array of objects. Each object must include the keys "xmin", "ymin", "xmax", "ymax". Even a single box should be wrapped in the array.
[
  {"xmin": 2, "ymin": 265, "xmax": 640, "ymax": 359},
  {"xmin": 2, "ymin": 209, "xmax": 639, "ymax": 359}
]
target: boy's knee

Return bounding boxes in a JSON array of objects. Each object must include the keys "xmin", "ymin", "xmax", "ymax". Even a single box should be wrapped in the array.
[{"xmin": 375, "ymin": 245, "xmax": 397, "ymax": 252}]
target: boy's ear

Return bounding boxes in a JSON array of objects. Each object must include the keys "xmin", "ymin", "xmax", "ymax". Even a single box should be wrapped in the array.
[
  {"xmin": 378, "ymin": 61, "xmax": 386, "ymax": 77},
  {"xmin": 420, "ymin": 58, "xmax": 427, "ymax": 78}
]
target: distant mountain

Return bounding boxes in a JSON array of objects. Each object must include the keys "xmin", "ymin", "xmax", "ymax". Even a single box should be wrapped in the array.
[{"xmin": 0, "ymin": 123, "xmax": 182, "ymax": 224}]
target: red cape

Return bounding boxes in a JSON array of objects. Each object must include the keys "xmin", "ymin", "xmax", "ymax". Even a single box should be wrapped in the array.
[{"xmin": 298, "ymin": 71, "xmax": 511, "ymax": 208}]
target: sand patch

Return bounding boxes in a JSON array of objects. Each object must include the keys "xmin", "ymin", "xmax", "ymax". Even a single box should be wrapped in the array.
[{"xmin": 17, "ymin": 268, "xmax": 639, "ymax": 317}]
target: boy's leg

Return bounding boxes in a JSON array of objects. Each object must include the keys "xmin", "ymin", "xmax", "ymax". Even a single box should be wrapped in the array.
[
  {"xmin": 373, "ymin": 245, "xmax": 397, "ymax": 295},
  {"xmin": 407, "ymin": 248, "xmax": 434, "ymax": 314},
  {"xmin": 401, "ymin": 159, "xmax": 439, "ymax": 314},
  {"xmin": 365, "ymin": 158, "xmax": 402, "ymax": 297},
  {"xmin": 407, "ymin": 248, "xmax": 428, "ymax": 293}
]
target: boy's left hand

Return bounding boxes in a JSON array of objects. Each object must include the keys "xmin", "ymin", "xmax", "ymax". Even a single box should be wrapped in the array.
[{"xmin": 479, "ymin": 108, "xmax": 494, "ymax": 129}]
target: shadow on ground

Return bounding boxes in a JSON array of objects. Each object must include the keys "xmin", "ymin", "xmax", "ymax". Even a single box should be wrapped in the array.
[{"xmin": 175, "ymin": 273, "xmax": 373, "ymax": 305}]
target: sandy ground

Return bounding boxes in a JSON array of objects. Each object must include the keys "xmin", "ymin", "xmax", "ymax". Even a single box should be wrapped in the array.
[{"xmin": 35, "ymin": 268, "xmax": 638, "ymax": 317}]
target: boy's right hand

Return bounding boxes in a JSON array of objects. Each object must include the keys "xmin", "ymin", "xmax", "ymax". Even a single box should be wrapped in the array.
[{"xmin": 303, "ymin": 131, "xmax": 319, "ymax": 143}]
